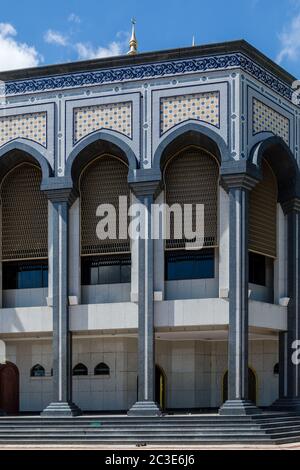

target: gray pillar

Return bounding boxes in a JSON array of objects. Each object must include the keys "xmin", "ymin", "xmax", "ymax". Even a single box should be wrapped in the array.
[
  {"xmin": 219, "ymin": 174, "xmax": 261, "ymax": 415},
  {"xmin": 128, "ymin": 180, "xmax": 161, "ymax": 416},
  {"xmin": 272, "ymin": 200, "xmax": 300, "ymax": 411},
  {"xmin": 41, "ymin": 188, "xmax": 81, "ymax": 416}
]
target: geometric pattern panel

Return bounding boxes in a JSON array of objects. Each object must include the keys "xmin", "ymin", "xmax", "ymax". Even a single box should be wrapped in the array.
[
  {"xmin": 73, "ymin": 101, "xmax": 132, "ymax": 144},
  {"xmin": 1, "ymin": 163, "xmax": 48, "ymax": 260},
  {"xmin": 0, "ymin": 112, "xmax": 47, "ymax": 147},
  {"xmin": 253, "ymin": 98, "xmax": 289, "ymax": 145},
  {"xmin": 160, "ymin": 91, "xmax": 220, "ymax": 135}
]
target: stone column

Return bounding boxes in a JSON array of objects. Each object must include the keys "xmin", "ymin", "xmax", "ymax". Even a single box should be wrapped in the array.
[
  {"xmin": 0, "ymin": 339, "xmax": 6, "ymax": 415},
  {"xmin": 41, "ymin": 187, "xmax": 81, "ymax": 416},
  {"xmin": 272, "ymin": 200, "xmax": 300, "ymax": 411},
  {"xmin": 128, "ymin": 179, "xmax": 161, "ymax": 416},
  {"xmin": 219, "ymin": 174, "xmax": 261, "ymax": 415}
]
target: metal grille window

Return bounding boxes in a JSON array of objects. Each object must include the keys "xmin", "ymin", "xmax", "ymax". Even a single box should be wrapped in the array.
[
  {"xmin": 249, "ymin": 160, "xmax": 278, "ymax": 258},
  {"xmin": 80, "ymin": 155, "xmax": 130, "ymax": 255},
  {"xmin": 164, "ymin": 146, "xmax": 219, "ymax": 249},
  {"xmin": 1, "ymin": 163, "xmax": 48, "ymax": 261}
]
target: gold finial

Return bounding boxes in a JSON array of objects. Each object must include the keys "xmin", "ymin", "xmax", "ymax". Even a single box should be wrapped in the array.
[
  {"xmin": 192, "ymin": 35, "xmax": 196, "ymax": 47},
  {"xmin": 127, "ymin": 18, "xmax": 138, "ymax": 55}
]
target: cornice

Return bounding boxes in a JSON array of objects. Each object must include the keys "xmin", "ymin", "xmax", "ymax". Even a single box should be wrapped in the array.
[{"xmin": 2, "ymin": 51, "xmax": 296, "ymax": 103}]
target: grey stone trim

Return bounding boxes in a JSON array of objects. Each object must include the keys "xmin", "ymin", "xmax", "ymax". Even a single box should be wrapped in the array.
[
  {"xmin": 221, "ymin": 173, "xmax": 259, "ymax": 191},
  {"xmin": 281, "ymin": 198, "xmax": 300, "ymax": 215},
  {"xmin": 0, "ymin": 139, "xmax": 52, "ymax": 185},
  {"xmin": 219, "ymin": 400, "xmax": 262, "ymax": 416},
  {"xmin": 272, "ymin": 205, "xmax": 300, "ymax": 411},
  {"xmin": 41, "ymin": 193, "xmax": 81, "ymax": 417},
  {"xmin": 249, "ymin": 137, "xmax": 300, "ymax": 203},
  {"xmin": 41, "ymin": 179, "xmax": 78, "ymax": 205},
  {"xmin": 128, "ymin": 178, "xmax": 161, "ymax": 416},
  {"xmin": 219, "ymin": 179, "xmax": 261, "ymax": 416},
  {"xmin": 152, "ymin": 121, "xmax": 230, "ymax": 170},
  {"xmin": 65, "ymin": 129, "xmax": 138, "ymax": 185}
]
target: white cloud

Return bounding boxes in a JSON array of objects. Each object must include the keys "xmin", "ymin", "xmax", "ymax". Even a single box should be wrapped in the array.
[
  {"xmin": 75, "ymin": 32, "xmax": 130, "ymax": 60},
  {"xmin": 276, "ymin": 14, "xmax": 300, "ymax": 64},
  {"xmin": 44, "ymin": 29, "xmax": 68, "ymax": 46},
  {"xmin": 75, "ymin": 40, "xmax": 125, "ymax": 60},
  {"xmin": 68, "ymin": 13, "xmax": 81, "ymax": 24},
  {"xmin": 0, "ymin": 22, "xmax": 41, "ymax": 71}
]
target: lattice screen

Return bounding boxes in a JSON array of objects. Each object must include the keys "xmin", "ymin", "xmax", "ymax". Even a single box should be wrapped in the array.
[
  {"xmin": 1, "ymin": 164, "xmax": 48, "ymax": 261},
  {"xmin": 80, "ymin": 155, "xmax": 130, "ymax": 255},
  {"xmin": 164, "ymin": 147, "xmax": 219, "ymax": 249},
  {"xmin": 249, "ymin": 159, "xmax": 278, "ymax": 258}
]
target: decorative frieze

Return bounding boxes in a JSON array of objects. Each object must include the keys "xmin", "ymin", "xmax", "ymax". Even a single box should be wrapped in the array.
[
  {"xmin": 0, "ymin": 112, "xmax": 47, "ymax": 147},
  {"xmin": 73, "ymin": 101, "xmax": 132, "ymax": 144},
  {"xmin": 160, "ymin": 91, "xmax": 219, "ymax": 134},
  {"xmin": 253, "ymin": 98, "xmax": 289, "ymax": 144}
]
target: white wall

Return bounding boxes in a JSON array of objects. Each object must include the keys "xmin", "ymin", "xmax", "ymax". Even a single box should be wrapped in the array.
[
  {"xmin": 4, "ymin": 337, "xmax": 278, "ymax": 412},
  {"xmin": 81, "ymin": 283, "xmax": 131, "ymax": 304},
  {"xmin": 2, "ymin": 288, "xmax": 48, "ymax": 308}
]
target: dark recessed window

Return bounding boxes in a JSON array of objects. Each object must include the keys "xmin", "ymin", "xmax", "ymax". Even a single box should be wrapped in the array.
[
  {"xmin": 30, "ymin": 364, "xmax": 45, "ymax": 377},
  {"xmin": 94, "ymin": 363, "xmax": 110, "ymax": 376},
  {"xmin": 3, "ymin": 260, "xmax": 48, "ymax": 290},
  {"xmin": 72, "ymin": 363, "xmax": 88, "ymax": 376},
  {"xmin": 249, "ymin": 252, "xmax": 266, "ymax": 286},
  {"xmin": 81, "ymin": 255, "xmax": 131, "ymax": 285},
  {"xmin": 165, "ymin": 249, "xmax": 214, "ymax": 281},
  {"xmin": 273, "ymin": 363, "xmax": 279, "ymax": 375}
]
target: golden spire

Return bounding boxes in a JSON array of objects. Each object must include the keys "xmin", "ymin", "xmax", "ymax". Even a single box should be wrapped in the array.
[{"xmin": 127, "ymin": 18, "xmax": 138, "ymax": 55}]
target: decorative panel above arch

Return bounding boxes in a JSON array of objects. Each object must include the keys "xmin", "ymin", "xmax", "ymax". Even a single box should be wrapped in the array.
[
  {"xmin": 0, "ymin": 112, "xmax": 47, "ymax": 148},
  {"xmin": 73, "ymin": 101, "xmax": 132, "ymax": 144},
  {"xmin": 252, "ymin": 98, "xmax": 289, "ymax": 144},
  {"xmin": 160, "ymin": 91, "xmax": 220, "ymax": 135}
]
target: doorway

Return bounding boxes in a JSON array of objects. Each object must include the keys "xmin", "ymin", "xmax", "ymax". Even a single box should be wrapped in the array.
[
  {"xmin": 223, "ymin": 367, "xmax": 257, "ymax": 404},
  {"xmin": 155, "ymin": 365, "xmax": 166, "ymax": 410},
  {"xmin": 0, "ymin": 362, "xmax": 19, "ymax": 414}
]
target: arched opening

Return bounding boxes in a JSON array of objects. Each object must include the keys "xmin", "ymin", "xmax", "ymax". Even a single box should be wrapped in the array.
[
  {"xmin": 155, "ymin": 365, "xmax": 166, "ymax": 410},
  {"xmin": 163, "ymin": 145, "xmax": 219, "ymax": 283},
  {"xmin": 0, "ymin": 362, "xmax": 19, "ymax": 414},
  {"xmin": 0, "ymin": 163, "xmax": 48, "ymax": 297},
  {"xmin": 80, "ymin": 154, "xmax": 131, "ymax": 288},
  {"xmin": 223, "ymin": 367, "xmax": 257, "ymax": 404},
  {"xmin": 94, "ymin": 362, "xmax": 110, "ymax": 376},
  {"xmin": 30, "ymin": 364, "xmax": 45, "ymax": 377},
  {"xmin": 72, "ymin": 363, "xmax": 88, "ymax": 376},
  {"xmin": 249, "ymin": 159, "xmax": 278, "ymax": 302}
]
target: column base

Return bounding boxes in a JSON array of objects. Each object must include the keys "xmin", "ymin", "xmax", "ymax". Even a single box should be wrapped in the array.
[
  {"xmin": 127, "ymin": 401, "xmax": 162, "ymax": 417},
  {"xmin": 219, "ymin": 399, "xmax": 262, "ymax": 416},
  {"xmin": 41, "ymin": 401, "xmax": 82, "ymax": 417},
  {"xmin": 270, "ymin": 397, "xmax": 300, "ymax": 412}
]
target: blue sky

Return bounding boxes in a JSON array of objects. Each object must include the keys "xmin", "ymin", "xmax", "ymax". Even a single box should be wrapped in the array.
[{"xmin": 1, "ymin": 0, "xmax": 300, "ymax": 77}]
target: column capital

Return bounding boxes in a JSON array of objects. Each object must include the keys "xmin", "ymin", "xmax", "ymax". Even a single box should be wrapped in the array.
[
  {"xmin": 41, "ymin": 178, "xmax": 78, "ymax": 205},
  {"xmin": 128, "ymin": 170, "xmax": 162, "ymax": 198},
  {"xmin": 281, "ymin": 198, "xmax": 300, "ymax": 215},
  {"xmin": 221, "ymin": 172, "xmax": 259, "ymax": 191}
]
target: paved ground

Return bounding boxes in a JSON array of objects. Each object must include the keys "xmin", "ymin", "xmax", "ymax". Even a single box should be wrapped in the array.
[{"xmin": 0, "ymin": 443, "xmax": 299, "ymax": 450}]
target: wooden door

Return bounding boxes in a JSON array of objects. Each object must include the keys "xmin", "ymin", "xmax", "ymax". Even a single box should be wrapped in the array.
[{"xmin": 0, "ymin": 362, "xmax": 19, "ymax": 414}]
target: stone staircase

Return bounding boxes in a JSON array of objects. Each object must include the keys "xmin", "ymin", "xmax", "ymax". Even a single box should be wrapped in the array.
[{"xmin": 0, "ymin": 413, "xmax": 299, "ymax": 445}]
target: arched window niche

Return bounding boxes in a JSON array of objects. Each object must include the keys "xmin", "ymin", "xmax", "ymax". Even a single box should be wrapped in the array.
[
  {"xmin": 94, "ymin": 363, "xmax": 110, "ymax": 376},
  {"xmin": 30, "ymin": 364, "xmax": 45, "ymax": 377},
  {"xmin": 72, "ymin": 363, "xmax": 88, "ymax": 376}
]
